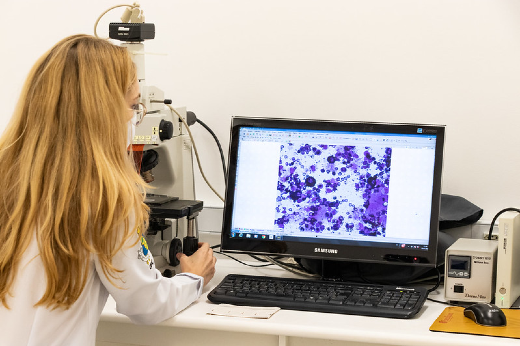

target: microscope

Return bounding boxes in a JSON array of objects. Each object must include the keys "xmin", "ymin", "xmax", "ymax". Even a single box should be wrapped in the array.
[{"xmin": 109, "ymin": 6, "xmax": 202, "ymax": 274}]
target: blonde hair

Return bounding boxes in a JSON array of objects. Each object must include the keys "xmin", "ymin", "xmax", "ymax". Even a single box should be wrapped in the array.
[{"xmin": 0, "ymin": 34, "xmax": 149, "ymax": 310}]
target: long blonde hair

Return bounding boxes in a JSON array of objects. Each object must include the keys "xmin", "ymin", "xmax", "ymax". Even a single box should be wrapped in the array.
[{"xmin": 0, "ymin": 34, "xmax": 149, "ymax": 310}]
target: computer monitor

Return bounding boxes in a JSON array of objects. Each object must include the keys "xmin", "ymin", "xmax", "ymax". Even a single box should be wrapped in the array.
[{"xmin": 221, "ymin": 117, "xmax": 445, "ymax": 269}]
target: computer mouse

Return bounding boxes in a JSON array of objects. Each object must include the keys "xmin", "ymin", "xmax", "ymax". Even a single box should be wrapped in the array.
[{"xmin": 463, "ymin": 303, "xmax": 507, "ymax": 327}]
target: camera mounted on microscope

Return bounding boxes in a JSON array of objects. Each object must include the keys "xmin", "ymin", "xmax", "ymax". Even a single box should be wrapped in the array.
[
  {"xmin": 109, "ymin": 22, "xmax": 155, "ymax": 42},
  {"xmin": 105, "ymin": 2, "xmax": 154, "ymax": 42}
]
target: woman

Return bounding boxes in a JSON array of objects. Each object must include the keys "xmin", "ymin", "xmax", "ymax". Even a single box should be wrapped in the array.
[{"xmin": 0, "ymin": 34, "xmax": 216, "ymax": 346}]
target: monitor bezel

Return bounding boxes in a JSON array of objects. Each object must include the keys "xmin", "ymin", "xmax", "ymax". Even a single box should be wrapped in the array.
[{"xmin": 221, "ymin": 116, "xmax": 444, "ymax": 267}]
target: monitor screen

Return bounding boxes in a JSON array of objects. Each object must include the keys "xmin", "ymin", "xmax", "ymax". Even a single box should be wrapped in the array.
[{"xmin": 221, "ymin": 117, "xmax": 445, "ymax": 267}]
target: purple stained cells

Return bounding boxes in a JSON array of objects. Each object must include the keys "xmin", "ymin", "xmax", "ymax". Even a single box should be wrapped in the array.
[
  {"xmin": 275, "ymin": 143, "xmax": 392, "ymax": 238},
  {"xmin": 305, "ymin": 176, "xmax": 317, "ymax": 187}
]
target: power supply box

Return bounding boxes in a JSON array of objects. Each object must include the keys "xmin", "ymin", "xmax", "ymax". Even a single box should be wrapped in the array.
[
  {"xmin": 495, "ymin": 211, "xmax": 520, "ymax": 308},
  {"xmin": 444, "ymin": 238, "xmax": 498, "ymax": 303}
]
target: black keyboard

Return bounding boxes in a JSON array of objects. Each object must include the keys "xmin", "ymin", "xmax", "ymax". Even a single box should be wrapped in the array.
[{"xmin": 208, "ymin": 274, "xmax": 428, "ymax": 319}]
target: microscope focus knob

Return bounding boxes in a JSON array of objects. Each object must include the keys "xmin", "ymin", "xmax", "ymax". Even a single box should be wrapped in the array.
[{"xmin": 159, "ymin": 119, "xmax": 174, "ymax": 141}]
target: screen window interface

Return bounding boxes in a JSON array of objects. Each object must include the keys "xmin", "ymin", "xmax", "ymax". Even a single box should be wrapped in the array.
[{"xmin": 230, "ymin": 126, "xmax": 437, "ymax": 251}]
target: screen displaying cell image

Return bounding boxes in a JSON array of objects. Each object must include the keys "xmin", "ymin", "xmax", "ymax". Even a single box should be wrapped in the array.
[{"xmin": 222, "ymin": 117, "xmax": 445, "ymax": 267}]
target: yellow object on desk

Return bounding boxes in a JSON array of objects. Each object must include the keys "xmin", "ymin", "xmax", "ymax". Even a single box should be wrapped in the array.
[{"xmin": 430, "ymin": 307, "xmax": 520, "ymax": 339}]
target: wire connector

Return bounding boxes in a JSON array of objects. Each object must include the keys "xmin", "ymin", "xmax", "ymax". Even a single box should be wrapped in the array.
[{"xmin": 121, "ymin": 2, "xmax": 144, "ymax": 23}]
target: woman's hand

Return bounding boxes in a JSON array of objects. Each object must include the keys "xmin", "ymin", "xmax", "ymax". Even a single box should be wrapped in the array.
[{"xmin": 177, "ymin": 242, "xmax": 216, "ymax": 286}]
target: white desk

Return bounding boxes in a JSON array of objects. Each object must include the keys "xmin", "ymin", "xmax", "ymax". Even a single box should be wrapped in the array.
[{"xmin": 97, "ymin": 258, "xmax": 518, "ymax": 346}]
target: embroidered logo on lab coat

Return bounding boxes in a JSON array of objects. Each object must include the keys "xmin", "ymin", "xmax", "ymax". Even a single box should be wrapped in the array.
[{"xmin": 137, "ymin": 231, "xmax": 155, "ymax": 270}]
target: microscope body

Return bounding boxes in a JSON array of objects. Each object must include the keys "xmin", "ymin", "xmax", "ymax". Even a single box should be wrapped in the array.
[
  {"xmin": 133, "ymin": 84, "xmax": 195, "ymax": 200},
  {"xmin": 123, "ymin": 41, "xmax": 202, "ymax": 271}
]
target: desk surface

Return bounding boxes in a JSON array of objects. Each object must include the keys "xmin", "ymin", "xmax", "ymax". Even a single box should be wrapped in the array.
[{"xmin": 98, "ymin": 258, "xmax": 519, "ymax": 346}]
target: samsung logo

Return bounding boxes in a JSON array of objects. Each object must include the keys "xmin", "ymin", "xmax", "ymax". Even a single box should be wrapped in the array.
[{"xmin": 314, "ymin": 247, "xmax": 338, "ymax": 254}]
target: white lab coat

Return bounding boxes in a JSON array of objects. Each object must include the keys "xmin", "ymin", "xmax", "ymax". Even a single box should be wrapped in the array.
[{"xmin": 0, "ymin": 222, "xmax": 203, "ymax": 346}]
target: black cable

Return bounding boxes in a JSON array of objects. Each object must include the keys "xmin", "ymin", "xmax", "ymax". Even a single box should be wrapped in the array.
[
  {"xmin": 269, "ymin": 257, "xmax": 316, "ymax": 273},
  {"xmin": 196, "ymin": 118, "xmax": 227, "ymax": 179},
  {"xmin": 488, "ymin": 208, "xmax": 520, "ymax": 240},
  {"xmin": 211, "ymin": 244, "xmax": 292, "ymax": 265},
  {"xmin": 427, "ymin": 267, "xmax": 442, "ymax": 293},
  {"xmin": 427, "ymin": 297, "xmax": 462, "ymax": 306},
  {"xmin": 248, "ymin": 254, "xmax": 270, "ymax": 262},
  {"xmin": 215, "ymin": 251, "xmax": 274, "ymax": 267}
]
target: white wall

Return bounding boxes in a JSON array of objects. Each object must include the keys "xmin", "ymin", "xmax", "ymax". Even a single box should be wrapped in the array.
[{"xmin": 2, "ymin": 0, "xmax": 520, "ymax": 221}]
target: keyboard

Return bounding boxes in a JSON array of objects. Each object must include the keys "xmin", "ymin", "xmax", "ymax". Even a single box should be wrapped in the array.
[{"xmin": 207, "ymin": 274, "xmax": 428, "ymax": 319}]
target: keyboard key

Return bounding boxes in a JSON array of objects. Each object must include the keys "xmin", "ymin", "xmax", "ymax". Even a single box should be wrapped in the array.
[
  {"xmin": 329, "ymin": 298, "xmax": 345, "ymax": 305},
  {"xmin": 247, "ymin": 293, "xmax": 295, "ymax": 301}
]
